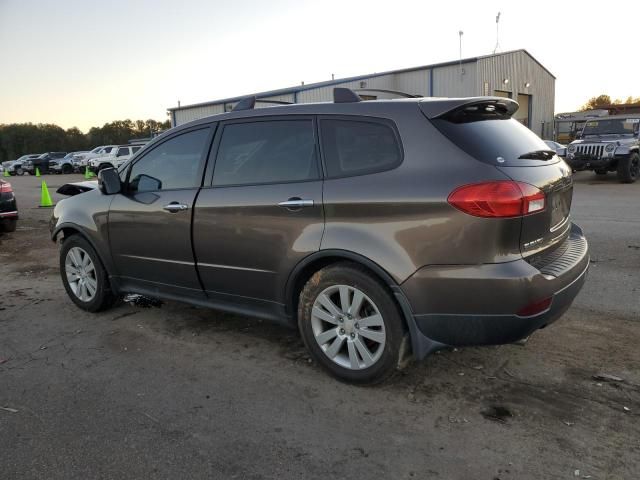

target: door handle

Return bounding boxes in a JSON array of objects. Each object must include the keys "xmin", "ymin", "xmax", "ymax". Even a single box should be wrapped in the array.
[
  {"xmin": 163, "ymin": 202, "xmax": 189, "ymax": 213},
  {"xmin": 278, "ymin": 198, "xmax": 314, "ymax": 209}
]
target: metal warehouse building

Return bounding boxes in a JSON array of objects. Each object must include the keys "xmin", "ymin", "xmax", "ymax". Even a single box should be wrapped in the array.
[{"xmin": 168, "ymin": 49, "xmax": 555, "ymax": 138}]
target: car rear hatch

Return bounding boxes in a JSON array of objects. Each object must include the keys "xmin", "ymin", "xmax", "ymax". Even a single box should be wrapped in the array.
[{"xmin": 421, "ymin": 98, "xmax": 574, "ymax": 257}]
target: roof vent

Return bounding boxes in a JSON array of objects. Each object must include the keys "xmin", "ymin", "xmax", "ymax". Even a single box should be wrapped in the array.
[
  {"xmin": 232, "ymin": 96, "xmax": 256, "ymax": 112},
  {"xmin": 333, "ymin": 88, "xmax": 361, "ymax": 103}
]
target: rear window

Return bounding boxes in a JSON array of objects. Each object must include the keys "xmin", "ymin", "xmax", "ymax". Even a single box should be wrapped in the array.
[
  {"xmin": 431, "ymin": 117, "xmax": 551, "ymax": 165},
  {"xmin": 320, "ymin": 119, "xmax": 402, "ymax": 178}
]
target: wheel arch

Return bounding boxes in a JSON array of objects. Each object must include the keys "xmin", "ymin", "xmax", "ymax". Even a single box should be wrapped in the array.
[
  {"xmin": 52, "ymin": 223, "xmax": 117, "ymax": 287},
  {"xmin": 284, "ymin": 250, "xmax": 443, "ymax": 360}
]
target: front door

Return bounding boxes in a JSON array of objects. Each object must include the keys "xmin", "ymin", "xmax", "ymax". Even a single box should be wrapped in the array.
[
  {"xmin": 193, "ymin": 118, "xmax": 324, "ymax": 312},
  {"xmin": 108, "ymin": 126, "xmax": 214, "ymax": 297}
]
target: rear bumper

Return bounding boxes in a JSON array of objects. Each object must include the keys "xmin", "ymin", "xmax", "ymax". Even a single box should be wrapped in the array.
[{"xmin": 401, "ymin": 223, "xmax": 589, "ymax": 348}]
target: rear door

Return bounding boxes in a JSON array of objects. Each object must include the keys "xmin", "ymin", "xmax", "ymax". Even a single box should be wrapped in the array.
[
  {"xmin": 193, "ymin": 117, "xmax": 324, "ymax": 311},
  {"xmin": 108, "ymin": 126, "xmax": 214, "ymax": 297}
]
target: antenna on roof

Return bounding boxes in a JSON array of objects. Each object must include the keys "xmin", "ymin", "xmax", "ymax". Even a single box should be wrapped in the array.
[
  {"xmin": 232, "ymin": 96, "xmax": 256, "ymax": 112},
  {"xmin": 458, "ymin": 30, "xmax": 464, "ymax": 79},
  {"xmin": 333, "ymin": 88, "xmax": 361, "ymax": 103},
  {"xmin": 493, "ymin": 12, "xmax": 501, "ymax": 54}
]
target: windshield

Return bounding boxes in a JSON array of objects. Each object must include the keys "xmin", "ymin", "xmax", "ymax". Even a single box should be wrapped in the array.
[
  {"xmin": 582, "ymin": 118, "xmax": 639, "ymax": 136},
  {"xmin": 91, "ymin": 147, "xmax": 102, "ymax": 153}
]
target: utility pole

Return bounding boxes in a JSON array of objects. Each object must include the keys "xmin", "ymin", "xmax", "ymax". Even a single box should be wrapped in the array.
[{"xmin": 493, "ymin": 12, "xmax": 501, "ymax": 54}]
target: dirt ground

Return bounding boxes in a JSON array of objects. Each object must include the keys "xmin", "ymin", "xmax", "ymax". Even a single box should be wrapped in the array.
[{"xmin": 1, "ymin": 172, "xmax": 638, "ymax": 480}]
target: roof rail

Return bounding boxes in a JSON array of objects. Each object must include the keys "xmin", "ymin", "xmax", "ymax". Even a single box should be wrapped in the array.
[
  {"xmin": 355, "ymin": 88, "xmax": 422, "ymax": 98},
  {"xmin": 232, "ymin": 96, "xmax": 256, "ymax": 111},
  {"xmin": 333, "ymin": 88, "xmax": 361, "ymax": 103},
  {"xmin": 256, "ymin": 99, "xmax": 294, "ymax": 105}
]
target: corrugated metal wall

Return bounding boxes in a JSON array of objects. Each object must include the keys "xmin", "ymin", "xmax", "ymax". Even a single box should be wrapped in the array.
[
  {"xmin": 477, "ymin": 50, "xmax": 555, "ymax": 138},
  {"xmin": 171, "ymin": 51, "xmax": 555, "ymax": 137},
  {"xmin": 432, "ymin": 63, "xmax": 478, "ymax": 97}
]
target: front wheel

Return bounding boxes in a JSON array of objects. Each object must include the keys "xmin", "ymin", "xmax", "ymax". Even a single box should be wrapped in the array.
[
  {"xmin": 62, "ymin": 164, "xmax": 73, "ymax": 174},
  {"xmin": 60, "ymin": 235, "xmax": 117, "ymax": 312},
  {"xmin": 617, "ymin": 153, "xmax": 639, "ymax": 183},
  {"xmin": 16, "ymin": 168, "xmax": 24, "ymax": 176},
  {"xmin": 298, "ymin": 263, "xmax": 406, "ymax": 384}
]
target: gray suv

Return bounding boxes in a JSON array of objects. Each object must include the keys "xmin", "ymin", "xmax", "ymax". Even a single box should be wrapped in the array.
[{"xmin": 50, "ymin": 89, "xmax": 589, "ymax": 383}]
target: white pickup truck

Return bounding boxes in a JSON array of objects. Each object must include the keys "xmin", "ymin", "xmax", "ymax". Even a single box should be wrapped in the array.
[{"xmin": 88, "ymin": 144, "xmax": 144, "ymax": 172}]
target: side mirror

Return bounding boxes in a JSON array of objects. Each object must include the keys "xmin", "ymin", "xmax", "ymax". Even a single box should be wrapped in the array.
[{"xmin": 98, "ymin": 167, "xmax": 122, "ymax": 195}]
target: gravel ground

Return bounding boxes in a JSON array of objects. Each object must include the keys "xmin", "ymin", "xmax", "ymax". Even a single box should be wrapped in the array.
[{"xmin": 1, "ymin": 172, "xmax": 638, "ymax": 480}]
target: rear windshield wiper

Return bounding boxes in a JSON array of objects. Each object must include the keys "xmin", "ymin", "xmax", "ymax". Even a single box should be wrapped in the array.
[{"xmin": 518, "ymin": 149, "xmax": 556, "ymax": 160}]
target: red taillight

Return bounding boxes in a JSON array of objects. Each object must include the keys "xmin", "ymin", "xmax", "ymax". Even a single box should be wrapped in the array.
[
  {"xmin": 447, "ymin": 181, "xmax": 545, "ymax": 218},
  {"xmin": 517, "ymin": 297, "xmax": 552, "ymax": 317},
  {"xmin": 0, "ymin": 181, "xmax": 12, "ymax": 193}
]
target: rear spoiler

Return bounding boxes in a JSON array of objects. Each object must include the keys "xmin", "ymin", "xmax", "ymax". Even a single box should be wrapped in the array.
[{"xmin": 419, "ymin": 97, "xmax": 519, "ymax": 120}]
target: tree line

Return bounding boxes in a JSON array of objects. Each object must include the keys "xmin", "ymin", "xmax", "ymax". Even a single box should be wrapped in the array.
[
  {"xmin": 580, "ymin": 95, "xmax": 640, "ymax": 111},
  {"xmin": 0, "ymin": 119, "xmax": 171, "ymax": 163}
]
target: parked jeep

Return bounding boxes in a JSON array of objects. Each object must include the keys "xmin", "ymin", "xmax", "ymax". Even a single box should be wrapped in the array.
[
  {"xmin": 51, "ymin": 89, "xmax": 589, "ymax": 384},
  {"xmin": 566, "ymin": 115, "xmax": 640, "ymax": 182}
]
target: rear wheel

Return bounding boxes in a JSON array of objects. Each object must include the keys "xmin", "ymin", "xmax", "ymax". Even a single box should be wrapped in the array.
[
  {"xmin": 60, "ymin": 235, "xmax": 116, "ymax": 312},
  {"xmin": 298, "ymin": 263, "xmax": 405, "ymax": 384},
  {"xmin": 617, "ymin": 153, "xmax": 639, "ymax": 183}
]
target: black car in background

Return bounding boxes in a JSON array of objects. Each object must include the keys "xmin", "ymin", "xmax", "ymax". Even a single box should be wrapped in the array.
[
  {"xmin": 0, "ymin": 178, "xmax": 18, "ymax": 232},
  {"xmin": 24, "ymin": 152, "xmax": 67, "ymax": 175}
]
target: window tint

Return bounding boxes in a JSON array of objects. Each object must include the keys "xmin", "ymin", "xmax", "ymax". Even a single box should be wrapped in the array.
[
  {"xmin": 103, "ymin": 147, "xmax": 113, "ymax": 154},
  {"xmin": 431, "ymin": 117, "xmax": 549, "ymax": 165},
  {"xmin": 116, "ymin": 147, "xmax": 129, "ymax": 157},
  {"xmin": 128, "ymin": 128, "xmax": 210, "ymax": 192},
  {"xmin": 213, "ymin": 120, "xmax": 317, "ymax": 186},
  {"xmin": 132, "ymin": 146, "xmax": 141, "ymax": 153},
  {"xmin": 320, "ymin": 119, "xmax": 402, "ymax": 178}
]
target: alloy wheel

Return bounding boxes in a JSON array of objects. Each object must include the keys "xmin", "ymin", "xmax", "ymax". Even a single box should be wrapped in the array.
[
  {"xmin": 65, "ymin": 247, "xmax": 98, "ymax": 302},
  {"xmin": 311, "ymin": 285, "xmax": 386, "ymax": 370}
]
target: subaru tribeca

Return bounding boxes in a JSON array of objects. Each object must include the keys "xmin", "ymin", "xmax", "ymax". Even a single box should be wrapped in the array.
[{"xmin": 50, "ymin": 89, "xmax": 589, "ymax": 384}]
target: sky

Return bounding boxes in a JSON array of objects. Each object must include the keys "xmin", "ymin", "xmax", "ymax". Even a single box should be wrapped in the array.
[{"xmin": 1, "ymin": 0, "xmax": 639, "ymax": 132}]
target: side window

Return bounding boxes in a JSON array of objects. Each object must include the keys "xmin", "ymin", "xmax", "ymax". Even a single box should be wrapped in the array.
[
  {"xmin": 213, "ymin": 120, "xmax": 317, "ymax": 186},
  {"xmin": 116, "ymin": 147, "xmax": 129, "ymax": 157},
  {"xmin": 131, "ymin": 146, "xmax": 141, "ymax": 154},
  {"xmin": 103, "ymin": 147, "xmax": 114, "ymax": 154},
  {"xmin": 128, "ymin": 128, "xmax": 210, "ymax": 192},
  {"xmin": 320, "ymin": 119, "xmax": 402, "ymax": 178}
]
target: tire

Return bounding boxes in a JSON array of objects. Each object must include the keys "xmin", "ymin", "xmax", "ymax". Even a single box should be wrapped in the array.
[
  {"xmin": 1, "ymin": 218, "xmax": 17, "ymax": 233},
  {"xmin": 62, "ymin": 164, "xmax": 73, "ymax": 174},
  {"xmin": 16, "ymin": 168, "xmax": 24, "ymax": 176},
  {"xmin": 594, "ymin": 169, "xmax": 607, "ymax": 175},
  {"xmin": 98, "ymin": 163, "xmax": 113, "ymax": 171},
  {"xmin": 59, "ymin": 234, "xmax": 117, "ymax": 312},
  {"xmin": 617, "ymin": 153, "xmax": 639, "ymax": 183},
  {"xmin": 298, "ymin": 262, "xmax": 405, "ymax": 384}
]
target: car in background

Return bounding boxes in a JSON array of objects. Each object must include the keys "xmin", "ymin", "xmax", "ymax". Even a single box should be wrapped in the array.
[
  {"xmin": 88, "ymin": 144, "xmax": 143, "ymax": 172},
  {"xmin": 75, "ymin": 146, "xmax": 119, "ymax": 168},
  {"xmin": 566, "ymin": 115, "xmax": 640, "ymax": 182},
  {"xmin": 544, "ymin": 140, "xmax": 567, "ymax": 158},
  {"xmin": 5, "ymin": 154, "xmax": 41, "ymax": 175},
  {"xmin": 0, "ymin": 178, "xmax": 18, "ymax": 232},
  {"xmin": 50, "ymin": 151, "xmax": 89, "ymax": 174},
  {"xmin": 23, "ymin": 152, "xmax": 67, "ymax": 175}
]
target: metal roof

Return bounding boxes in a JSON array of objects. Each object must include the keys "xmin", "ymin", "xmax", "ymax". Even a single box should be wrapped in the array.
[{"xmin": 168, "ymin": 49, "xmax": 554, "ymax": 112}]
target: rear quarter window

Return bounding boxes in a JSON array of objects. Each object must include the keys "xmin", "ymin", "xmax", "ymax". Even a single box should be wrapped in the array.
[{"xmin": 320, "ymin": 118, "xmax": 402, "ymax": 178}]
